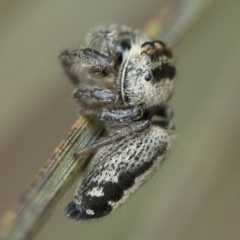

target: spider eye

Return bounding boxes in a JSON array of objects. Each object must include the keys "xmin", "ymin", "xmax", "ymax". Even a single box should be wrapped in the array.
[
  {"xmin": 141, "ymin": 41, "xmax": 155, "ymax": 49},
  {"xmin": 152, "ymin": 40, "xmax": 166, "ymax": 47},
  {"xmin": 145, "ymin": 73, "xmax": 152, "ymax": 81}
]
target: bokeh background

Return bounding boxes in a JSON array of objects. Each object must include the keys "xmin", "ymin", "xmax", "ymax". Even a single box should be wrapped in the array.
[{"xmin": 1, "ymin": 0, "xmax": 240, "ymax": 239}]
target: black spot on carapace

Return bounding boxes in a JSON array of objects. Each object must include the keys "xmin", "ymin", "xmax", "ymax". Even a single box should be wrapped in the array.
[{"xmin": 152, "ymin": 63, "xmax": 176, "ymax": 81}]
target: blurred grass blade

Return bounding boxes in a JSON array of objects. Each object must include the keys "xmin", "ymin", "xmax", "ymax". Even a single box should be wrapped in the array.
[
  {"xmin": 144, "ymin": 0, "xmax": 214, "ymax": 45},
  {"xmin": 0, "ymin": 117, "xmax": 103, "ymax": 240},
  {"xmin": 0, "ymin": 0, "xmax": 215, "ymax": 239}
]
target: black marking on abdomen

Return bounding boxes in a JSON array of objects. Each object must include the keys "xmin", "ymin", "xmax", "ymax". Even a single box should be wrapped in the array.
[
  {"xmin": 66, "ymin": 141, "xmax": 168, "ymax": 220},
  {"xmin": 80, "ymin": 161, "xmax": 154, "ymax": 219}
]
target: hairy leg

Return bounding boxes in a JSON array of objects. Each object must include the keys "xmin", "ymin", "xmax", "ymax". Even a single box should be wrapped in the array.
[
  {"xmin": 153, "ymin": 104, "xmax": 175, "ymax": 130},
  {"xmin": 59, "ymin": 48, "xmax": 114, "ymax": 84},
  {"xmin": 74, "ymin": 120, "xmax": 150, "ymax": 157},
  {"xmin": 73, "ymin": 88, "xmax": 118, "ymax": 103}
]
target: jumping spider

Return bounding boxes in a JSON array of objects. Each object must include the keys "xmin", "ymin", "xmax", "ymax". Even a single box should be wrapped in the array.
[{"xmin": 59, "ymin": 25, "xmax": 176, "ymax": 220}]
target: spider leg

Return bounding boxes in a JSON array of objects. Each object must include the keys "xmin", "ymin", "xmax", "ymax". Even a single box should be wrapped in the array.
[
  {"xmin": 155, "ymin": 104, "xmax": 174, "ymax": 119},
  {"xmin": 153, "ymin": 104, "xmax": 175, "ymax": 130},
  {"xmin": 80, "ymin": 107, "xmax": 143, "ymax": 122},
  {"xmin": 73, "ymin": 88, "xmax": 118, "ymax": 104},
  {"xmin": 59, "ymin": 48, "xmax": 114, "ymax": 85},
  {"xmin": 152, "ymin": 120, "xmax": 175, "ymax": 131},
  {"xmin": 74, "ymin": 120, "xmax": 150, "ymax": 157},
  {"xmin": 98, "ymin": 107, "xmax": 143, "ymax": 122}
]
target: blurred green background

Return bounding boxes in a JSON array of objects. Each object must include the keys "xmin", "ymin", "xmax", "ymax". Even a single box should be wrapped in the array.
[{"xmin": 1, "ymin": 0, "xmax": 240, "ymax": 240}]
